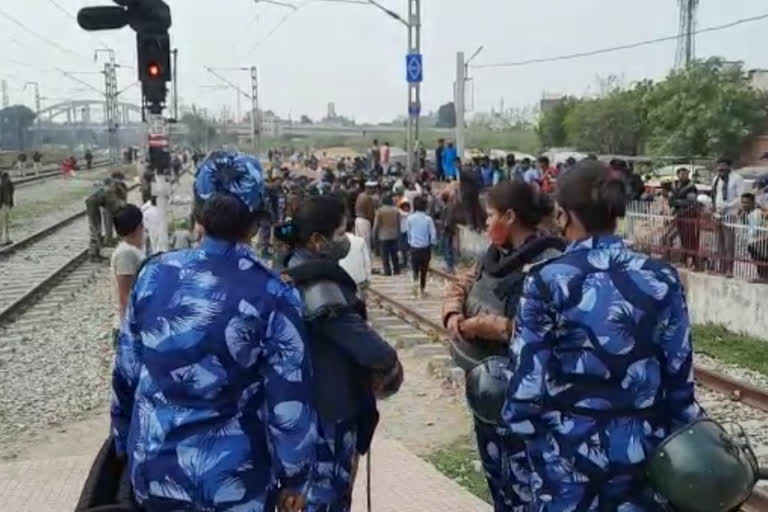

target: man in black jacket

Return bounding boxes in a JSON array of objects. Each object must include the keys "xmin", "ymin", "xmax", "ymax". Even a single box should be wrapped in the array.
[{"xmin": 0, "ymin": 172, "xmax": 14, "ymax": 245}]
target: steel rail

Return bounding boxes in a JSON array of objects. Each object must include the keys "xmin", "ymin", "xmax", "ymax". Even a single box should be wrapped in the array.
[
  {"xmin": 0, "ymin": 183, "xmax": 141, "ymax": 325},
  {"xmin": 368, "ymin": 268, "xmax": 768, "ymax": 509}
]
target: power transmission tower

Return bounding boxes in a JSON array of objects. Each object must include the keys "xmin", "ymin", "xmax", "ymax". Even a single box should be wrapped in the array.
[
  {"xmin": 103, "ymin": 59, "xmax": 120, "ymax": 163},
  {"xmin": 675, "ymin": 0, "xmax": 699, "ymax": 68},
  {"xmin": 1, "ymin": 80, "xmax": 8, "ymax": 108}
]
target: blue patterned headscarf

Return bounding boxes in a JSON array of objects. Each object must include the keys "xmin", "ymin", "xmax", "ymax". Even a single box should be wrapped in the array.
[{"xmin": 194, "ymin": 151, "xmax": 264, "ymax": 212}]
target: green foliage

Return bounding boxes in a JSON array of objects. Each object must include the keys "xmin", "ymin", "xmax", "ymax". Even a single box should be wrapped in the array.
[
  {"xmin": 537, "ymin": 97, "xmax": 575, "ymax": 148},
  {"xmin": 536, "ymin": 59, "xmax": 768, "ymax": 158},
  {"xmin": 693, "ymin": 324, "xmax": 768, "ymax": 377},
  {"xmin": 644, "ymin": 58, "xmax": 768, "ymax": 158},
  {"xmin": 180, "ymin": 112, "xmax": 218, "ymax": 149},
  {"xmin": 465, "ymin": 127, "xmax": 539, "ymax": 154},
  {"xmin": 563, "ymin": 87, "xmax": 645, "ymax": 155},
  {"xmin": 425, "ymin": 435, "xmax": 491, "ymax": 503},
  {"xmin": 0, "ymin": 105, "xmax": 37, "ymax": 150}
]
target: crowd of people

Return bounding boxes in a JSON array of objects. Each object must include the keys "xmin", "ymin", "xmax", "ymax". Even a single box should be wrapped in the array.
[{"xmin": 72, "ymin": 141, "xmax": 763, "ymax": 512}]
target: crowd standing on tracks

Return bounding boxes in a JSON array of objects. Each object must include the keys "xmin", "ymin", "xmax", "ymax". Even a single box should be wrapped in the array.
[{"xmin": 76, "ymin": 142, "xmax": 766, "ymax": 512}]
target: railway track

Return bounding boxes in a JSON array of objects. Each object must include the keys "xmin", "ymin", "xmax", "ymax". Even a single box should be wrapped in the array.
[
  {"xmin": 10, "ymin": 160, "xmax": 110, "ymax": 188},
  {"xmin": 0, "ymin": 182, "xmax": 142, "ymax": 330},
  {"xmin": 366, "ymin": 268, "xmax": 768, "ymax": 511}
]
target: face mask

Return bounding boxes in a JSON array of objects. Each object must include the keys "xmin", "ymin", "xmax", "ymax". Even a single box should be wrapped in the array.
[
  {"xmin": 322, "ymin": 235, "xmax": 351, "ymax": 261},
  {"xmin": 488, "ymin": 216, "xmax": 511, "ymax": 247}
]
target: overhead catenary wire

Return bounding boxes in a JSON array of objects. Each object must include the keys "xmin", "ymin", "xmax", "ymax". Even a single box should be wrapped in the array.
[
  {"xmin": 242, "ymin": 0, "xmax": 313, "ymax": 56},
  {"xmin": 0, "ymin": 5, "xmax": 88, "ymax": 61},
  {"xmin": 473, "ymin": 12, "xmax": 768, "ymax": 69}
]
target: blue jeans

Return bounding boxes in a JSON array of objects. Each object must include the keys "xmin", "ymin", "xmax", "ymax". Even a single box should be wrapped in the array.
[{"xmin": 440, "ymin": 232, "xmax": 455, "ymax": 272}]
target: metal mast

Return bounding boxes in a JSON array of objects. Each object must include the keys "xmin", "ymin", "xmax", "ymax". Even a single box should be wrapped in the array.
[{"xmin": 675, "ymin": 0, "xmax": 699, "ymax": 69}]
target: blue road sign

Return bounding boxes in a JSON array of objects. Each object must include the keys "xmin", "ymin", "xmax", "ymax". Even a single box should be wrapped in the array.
[
  {"xmin": 409, "ymin": 102, "xmax": 421, "ymax": 116},
  {"xmin": 406, "ymin": 53, "xmax": 423, "ymax": 83}
]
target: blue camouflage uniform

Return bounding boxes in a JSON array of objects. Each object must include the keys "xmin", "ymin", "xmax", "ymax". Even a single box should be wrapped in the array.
[
  {"xmin": 111, "ymin": 152, "xmax": 319, "ymax": 511},
  {"xmin": 502, "ymin": 235, "xmax": 701, "ymax": 511}
]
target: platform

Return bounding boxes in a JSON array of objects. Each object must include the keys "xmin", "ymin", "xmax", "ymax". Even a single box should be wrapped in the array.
[{"xmin": 0, "ymin": 436, "xmax": 490, "ymax": 512}]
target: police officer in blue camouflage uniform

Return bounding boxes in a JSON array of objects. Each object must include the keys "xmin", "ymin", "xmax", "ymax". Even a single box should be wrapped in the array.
[{"xmin": 111, "ymin": 151, "xmax": 319, "ymax": 511}]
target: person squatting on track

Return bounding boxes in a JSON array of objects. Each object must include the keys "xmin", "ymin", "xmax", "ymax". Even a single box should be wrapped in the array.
[
  {"xmin": 442, "ymin": 180, "xmax": 565, "ymax": 511},
  {"xmin": 502, "ymin": 160, "xmax": 701, "ymax": 511},
  {"xmin": 111, "ymin": 152, "xmax": 318, "ymax": 511},
  {"xmin": 275, "ymin": 195, "xmax": 404, "ymax": 512},
  {"xmin": 85, "ymin": 178, "xmax": 125, "ymax": 262}
]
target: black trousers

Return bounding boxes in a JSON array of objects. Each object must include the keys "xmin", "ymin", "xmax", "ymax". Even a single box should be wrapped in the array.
[
  {"xmin": 380, "ymin": 239, "xmax": 400, "ymax": 276},
  {"xmin": 411, "ymin": 247, "xmax": 431, "ymax": 290}
]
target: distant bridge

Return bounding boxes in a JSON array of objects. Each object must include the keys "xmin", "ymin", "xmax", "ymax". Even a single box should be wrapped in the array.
[{"xmin": 37, "ymin": 99, "xmax": 142, "ymax": 125}]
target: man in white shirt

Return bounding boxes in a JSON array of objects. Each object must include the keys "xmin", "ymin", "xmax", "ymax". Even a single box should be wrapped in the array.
[
  {"xmin": 711, "ymin": 158, "xmax": 745, "ymax": 276},
  {"xmin": 151, "ymin": 172, "xmax": 171, "ymax": 252},
  {"xmin": 141, "ymin": 198, "xmax": 165, "ymax": 255},
  {"xmin": 110, "ymin": 205, "xmax": 145, "ymax": 346},
  {"xmin": 339, "ymin": 232, "xmax": 372, "ymax": 297}
]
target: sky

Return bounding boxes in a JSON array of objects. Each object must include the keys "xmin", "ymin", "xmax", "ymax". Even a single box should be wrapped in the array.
[{"xmin": 0, "ymin": 0, "xmax": 767, "ymax": 123}]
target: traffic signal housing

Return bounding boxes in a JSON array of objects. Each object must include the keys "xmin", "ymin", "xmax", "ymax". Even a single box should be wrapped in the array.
[{"xmin": 137, "ymin": 31, "xmax": 170, "ymax": 112}]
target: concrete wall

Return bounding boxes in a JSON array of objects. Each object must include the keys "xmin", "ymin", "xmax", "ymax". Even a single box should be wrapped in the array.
[
  {"xmin": 678, "ymin": 270, "xmax": 768, "ymax": 340},
  {"xmin": 457, "ymin": 226, "xmax": 768, "ymax": 340}
]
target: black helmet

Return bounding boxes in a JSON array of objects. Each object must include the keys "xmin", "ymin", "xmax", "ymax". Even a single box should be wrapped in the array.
[
  {"xmin": 449, "ymin": 336, "xmax": 507, "ymax": 373},
  {"xmin": 464, "ymin": 356, "xmax": 510, "ymax": 425},
  {"xmin": 647, "ymin": 418, "xmax": 759, "ymax": 512}
]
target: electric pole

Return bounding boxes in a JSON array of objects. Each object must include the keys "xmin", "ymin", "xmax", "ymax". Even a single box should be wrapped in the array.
[
  {"xmin": 24, "ymin": 82, "xmax": 41, "ymax": 148},
  {"xmin": 103, "ymin": 59, "xmax": 120, "ymax": 163},
  {"xmin": 1, "ymin": 80, "xmax": 8, "ymax": 108},
  {"xmin": 250, "ymin": 65, "xmax": 260, "ymax": 154},
  {"xmin": 406, "ymin": 0, "xmax": 421, "ymax": 173},
  {"xmin": 172, "ymin": 48, "xmax": 179, "ymax": 120},
  {"xmin": 455, "ymin": 51, "xmax": 465, "ymax": 162}
]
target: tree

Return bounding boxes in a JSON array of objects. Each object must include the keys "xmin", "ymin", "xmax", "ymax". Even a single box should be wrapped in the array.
[
  {"xmin": 180, "ymin": 112, "xmax": 217, "ymax": 149},
  {"xmin": 0, "ymin": 105, "xmax": 36, "ymax": 151},
  {"xmin": 537, "ymin": 97, "xmax": 575, "ymax": 149},
  {"xmin": 563, "ymin": 88, "xmax": 644, "ymax": 155},
  {"xmin": 436, "ymin": 102, "xmax": 456, "ymax": 128},
  {"xmin": 299, "ymin": 114, "xmax": 313, "ymax": 124},
  {"xmin": 643, "ymin": 58, "xmax": 768, "ymax": 158}
]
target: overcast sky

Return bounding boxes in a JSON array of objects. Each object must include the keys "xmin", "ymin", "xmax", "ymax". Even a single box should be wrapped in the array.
[{"xmin": 1, "ymin": 0, "xmax": 767, "ymax": 123}]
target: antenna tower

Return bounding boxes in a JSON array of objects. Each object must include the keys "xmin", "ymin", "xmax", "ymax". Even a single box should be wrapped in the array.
[{"xmin": 675, "ymin": 0, "xmax": 699, "ymax": 68}]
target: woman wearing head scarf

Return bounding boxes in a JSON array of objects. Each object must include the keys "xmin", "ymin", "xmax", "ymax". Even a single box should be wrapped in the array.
[
  {"xmin": 275, "ymin": 195, "xmax": 403, "ymax": 512},
  {"xmin": 503, "ymin": 160, "xmax": 701, "ymax": 511},
  {"xmin": 111, "ymin": 152, "xmax": 318, "ymax": 512},
  {"xmin": 442, "ymin": 181, "xmax": 565, "ymax": 511}
]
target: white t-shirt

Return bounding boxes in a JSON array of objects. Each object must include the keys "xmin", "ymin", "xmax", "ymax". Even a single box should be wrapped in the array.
[
  {"xmin": 339, "ymin": 233, "xmax": 372, "ymax": 286},
  {"xmin": 111, "ymin": 241, "xmax": 145, "ymax": 329}
]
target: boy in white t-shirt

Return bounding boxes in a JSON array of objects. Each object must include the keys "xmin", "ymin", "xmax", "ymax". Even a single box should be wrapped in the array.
[{"xmin": 111, "ymin": 204, "xmax": 145, "ymax": 346}]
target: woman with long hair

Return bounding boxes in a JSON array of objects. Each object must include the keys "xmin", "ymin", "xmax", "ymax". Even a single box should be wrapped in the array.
[
  {"xmin": 275, "ymin": 195, "xmax": 403, "ymax": 512},
  {"xmin": 503, "ymin": 160, "xmax": 700, "ymax": 510},
  {"xmin": 442, "ymin": 180, "xmax": 565, "ymax": 511}
]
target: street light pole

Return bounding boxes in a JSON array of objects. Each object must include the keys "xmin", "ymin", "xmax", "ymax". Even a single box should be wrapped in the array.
[
  {"xmin": 172, "ymin": 49, "xmax": 179, "ymax": 121},
  {"xmin": 455, "ymin": 45, "xmax": 483, "ymax": 164},
  {"xmin": 24, "ymin": 81, "xmax": 41, "ymax": 148}
]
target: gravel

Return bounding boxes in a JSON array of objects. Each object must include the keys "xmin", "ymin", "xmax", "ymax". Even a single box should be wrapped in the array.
[
  {"xmin": 0, "ymin": 268, "xmax": 115, "ymax": 459},
  {"xmin": 0, "ymin": 172, "xmax": 193, "ymax": 460}
]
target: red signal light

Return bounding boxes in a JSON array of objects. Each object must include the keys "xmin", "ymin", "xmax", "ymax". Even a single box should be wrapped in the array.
[{"xmin": 147, "ymin": 63, "xmax": 161, "ymax": 78}]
